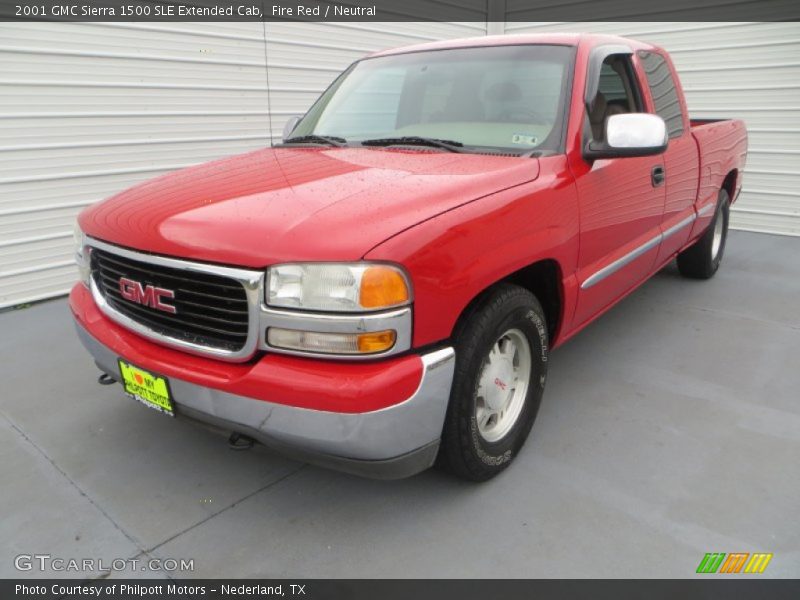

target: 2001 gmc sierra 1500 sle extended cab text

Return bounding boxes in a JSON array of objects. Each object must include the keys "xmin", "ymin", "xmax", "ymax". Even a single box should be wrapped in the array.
[{"xmin": 71, "ymin": 34, "xmax": 747, "ymax": 481}]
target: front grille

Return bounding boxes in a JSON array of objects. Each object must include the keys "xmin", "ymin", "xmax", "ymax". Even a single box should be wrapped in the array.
[{"xmin": 91, "ymin": 247, "xmax": 250, "ymax": 352}]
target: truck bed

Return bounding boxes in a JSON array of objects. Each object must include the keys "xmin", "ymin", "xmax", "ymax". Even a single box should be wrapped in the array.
[{"xmin": 690, "ymin": 118, "xmax": 748, "ymax": 206}]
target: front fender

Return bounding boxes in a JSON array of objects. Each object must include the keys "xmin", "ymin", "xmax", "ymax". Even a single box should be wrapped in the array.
[{"xmin": 365, "ymin": 156, "xmax": 580, "ymax": 348}]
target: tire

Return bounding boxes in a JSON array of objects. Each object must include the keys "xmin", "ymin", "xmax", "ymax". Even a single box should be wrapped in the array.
[
  {"xmin": 438, "ymin": 284, "xmax": 548, "ymax": 481},
  {"xmin": 677, "ymin": 189, "xmax": 730, "ymax": 279}
]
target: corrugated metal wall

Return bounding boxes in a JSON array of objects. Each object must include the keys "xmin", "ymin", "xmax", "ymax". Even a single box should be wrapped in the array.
[
  {"xmin": 1, "ymin": 19, "xmax": 797, "ymax": 308},
  {"xmin": 502, "ymin": 21, "xmax": 800, "ymax": 237},
  {"xmin": 0, "ymin": 20, "xmax": 485, "ymax": 308}
]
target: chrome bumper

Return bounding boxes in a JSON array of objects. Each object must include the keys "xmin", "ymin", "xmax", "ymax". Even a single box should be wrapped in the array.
[{"xmin": 76, "ymin": 322, "xmax": 455, "ymax": 479}]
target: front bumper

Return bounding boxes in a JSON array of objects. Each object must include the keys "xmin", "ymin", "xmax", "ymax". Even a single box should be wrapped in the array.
[{"xmin": 70, "ymin": 284, "xmax": 455, "ymax": 479}]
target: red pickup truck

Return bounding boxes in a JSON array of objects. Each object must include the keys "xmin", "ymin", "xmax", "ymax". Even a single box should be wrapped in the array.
[{"xmin": 71, "ymin": 33, "xmax": 747, "ymax": 481}]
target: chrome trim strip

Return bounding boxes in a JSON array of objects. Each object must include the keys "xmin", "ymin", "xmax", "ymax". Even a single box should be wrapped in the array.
[
  {"xmin": 581, "ymin": 210, "xmax": 702, "ymax": 290},
  {"xmin": 258, "ymin": 305, "xmax": 413, "ymax": 360},
  {"xmin": 662, "ymin": 212, "xmax": 697, "ymax": 241},
  {"xmin": 87, "ymin": 237, "xmax": 264, "ymax": 363},
  {"xmin": 697, "ymin": 203, "xmax": 715, "ymax": 217},
  {"xmin": 581, "ymin": 234, "xmax": 661, "ymax": 290},
  {"xmin": 423, "ymin": 347, "xmax": 455, "ymax": 371}
]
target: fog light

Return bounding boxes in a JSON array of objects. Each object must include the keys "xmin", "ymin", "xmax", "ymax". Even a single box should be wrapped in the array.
[{"xmin": 267, "ymin": 328, "xmax": 396, "ymax": 355}]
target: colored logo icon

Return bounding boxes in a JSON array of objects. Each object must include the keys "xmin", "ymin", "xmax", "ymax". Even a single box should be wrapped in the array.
[{"xmin": 696, "ymin": 552, "xmax": 773, "ymax": 574}]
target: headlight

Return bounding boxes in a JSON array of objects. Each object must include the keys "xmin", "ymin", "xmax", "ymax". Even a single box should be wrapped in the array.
[
  {"xmin": 73, "ymin": 222, "xmax": 90, "ymax": 286},
  {"xmin": 266, "ymin": 263, "xmax": 411, "ymax": 312}
]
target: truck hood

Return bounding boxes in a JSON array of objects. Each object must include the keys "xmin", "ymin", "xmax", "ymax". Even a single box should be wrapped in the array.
[{"xmin": 80, "ymin": 147, "xmax": 540, "ymax": 267}]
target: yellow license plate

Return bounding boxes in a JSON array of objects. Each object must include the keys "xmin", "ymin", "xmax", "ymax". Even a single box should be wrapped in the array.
[{"xmin": 118, "ymin": 359, "xmax": 174, "ymax": 417}]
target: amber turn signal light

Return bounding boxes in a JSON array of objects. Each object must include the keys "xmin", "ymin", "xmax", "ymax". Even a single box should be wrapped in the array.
[
  {"xmin": 356, "ymin": 330, "xmax": 397, "ymax": 353},
  {"xmin": 359, "ymin": 266, "xmax": 410, "ymax": 309}
]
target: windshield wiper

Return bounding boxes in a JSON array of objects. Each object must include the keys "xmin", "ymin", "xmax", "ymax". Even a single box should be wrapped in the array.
[
  {"xmin": 280, "ymin": 135, "xmax": 348, "ymax": 147},
  {"xmin": 360, "ymin": 136, "xmax": 464, "ymax": 153}
]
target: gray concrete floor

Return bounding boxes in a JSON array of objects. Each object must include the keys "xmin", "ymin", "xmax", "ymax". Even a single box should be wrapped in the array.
[{"xmin": 1, "ymin": 230, "xmax": 798, "ymax": 579}]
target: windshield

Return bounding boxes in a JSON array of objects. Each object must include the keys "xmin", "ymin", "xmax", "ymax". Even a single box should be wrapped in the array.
[{"xmin": 288, "ymin": 44, "xmax": 575, "ymax": 155}]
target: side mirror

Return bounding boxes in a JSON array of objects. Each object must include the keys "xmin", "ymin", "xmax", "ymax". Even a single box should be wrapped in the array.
[
  {"xmin": 282, "ymin": 116, "xmax": 302, "ymax": 142},
  {"xmin": 584, "ymin": 113, "xmax": 668, "ymax": 160}
]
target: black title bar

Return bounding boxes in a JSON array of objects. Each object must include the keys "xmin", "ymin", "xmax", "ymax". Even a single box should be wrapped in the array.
[
  {"xmin": 1, "ymin": 0, "xmax": 800, "ymax": 22},
  {"xmin": 3, "ymin": 579, "xmax": 800, "ymax": 600}
]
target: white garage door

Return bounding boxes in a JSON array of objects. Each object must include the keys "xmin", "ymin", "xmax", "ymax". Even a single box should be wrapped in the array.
[
  {"xmin": 502, "ymin": 21, "xmax": 800, "ymax": 237},
  {"xmin": 1, "ymin": 20, "xmax": 796, "ymax": 309},
  {"xmin": 0, "ymin": 20, "xmax": 485, "ymax": 309}
]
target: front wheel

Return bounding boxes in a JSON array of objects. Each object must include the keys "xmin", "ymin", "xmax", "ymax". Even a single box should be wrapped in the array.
[
  {"xmin": 438, "ymin": 284, "xmax": 548, "ymax": 481},
  {"xmin": 677, "ymin": 189, "xmax": 730, "ymax": 279}
]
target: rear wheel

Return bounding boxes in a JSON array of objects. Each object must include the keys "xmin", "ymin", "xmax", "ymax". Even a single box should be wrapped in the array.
[
  {"xmin": 438, "ymin": 284, "xmax": 548, "ymax": 482},
  {"xmin": 677, "ymin": 189, "xmax": 730, "ymax": 279}
]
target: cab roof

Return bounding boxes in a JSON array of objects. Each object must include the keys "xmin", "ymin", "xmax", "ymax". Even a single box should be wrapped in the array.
[{"xmin": 367, "ymin": 33, "xmax": 660, "ymax": 58}]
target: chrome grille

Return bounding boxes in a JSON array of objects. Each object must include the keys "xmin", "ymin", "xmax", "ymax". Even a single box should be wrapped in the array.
[{"xmin": 88, "ymin": 241, "xmax": 260, "ymax": 358}]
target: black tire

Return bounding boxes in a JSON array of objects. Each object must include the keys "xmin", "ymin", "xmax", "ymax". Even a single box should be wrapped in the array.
[
  {"xmin": 677, "ymin": 189, "xmax": 730, "ymax": 279},
  {"xmin": 438, "ymin": 284, "xmax": 548, "ymax": 482}
]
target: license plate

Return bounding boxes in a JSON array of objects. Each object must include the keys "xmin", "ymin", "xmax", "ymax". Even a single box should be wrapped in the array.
[{"xmin": 118, "ymin": 359, "xmax": 175, "ymax": 417}]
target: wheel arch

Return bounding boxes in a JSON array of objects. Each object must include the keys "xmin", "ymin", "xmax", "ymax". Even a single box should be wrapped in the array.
[
  {"xmin": 451, "ymin": 259, "xmax": 564, "ymax": 345},
  {"xmin": 721, "ymin": 169, "xmax": 738, "ymax": 201}
]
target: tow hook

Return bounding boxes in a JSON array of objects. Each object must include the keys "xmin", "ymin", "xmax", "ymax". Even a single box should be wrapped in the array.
[
  {"xmin": 97, "ymin": 373, "xmax": 116, "ymax": 386},
  {"xmin": 228, "ymin": 432, "xmax": 255, "ymax": 451}
]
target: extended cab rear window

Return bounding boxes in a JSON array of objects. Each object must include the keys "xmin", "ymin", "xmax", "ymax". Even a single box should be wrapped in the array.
[{"xmin": 638, "ymin": 51, "xmax": 685, "ymax": 138}]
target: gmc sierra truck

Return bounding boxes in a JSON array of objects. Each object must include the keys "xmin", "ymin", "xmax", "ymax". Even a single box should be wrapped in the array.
[{"xmin": 71, "ymin": 34, "xmax": 747, "ymax": 481}]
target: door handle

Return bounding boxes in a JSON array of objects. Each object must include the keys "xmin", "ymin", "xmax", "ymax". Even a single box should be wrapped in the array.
[{"xmin": 651, "ymin": 165, "xmax": 665, "ymax": 187}]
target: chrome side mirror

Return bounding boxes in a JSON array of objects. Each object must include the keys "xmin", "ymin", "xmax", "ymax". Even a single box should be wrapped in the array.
[
  {"xmin": 282, "ymin": 116, "xmax": 302, "ymax": 142},
  {"xmin": 585, "ymin": 113, "xmax": 668, "ymax": 159}
]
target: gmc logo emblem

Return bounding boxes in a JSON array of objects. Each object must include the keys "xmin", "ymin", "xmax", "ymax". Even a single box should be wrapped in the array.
[{"xmin": 118, "ymin": 277, "xmax": 177, "ymax": 314}]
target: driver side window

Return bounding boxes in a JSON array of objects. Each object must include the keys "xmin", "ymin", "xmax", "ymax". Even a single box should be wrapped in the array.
[{"xmin": 587, "ymin": 55, "xmax": 643, "ymax": 142}]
